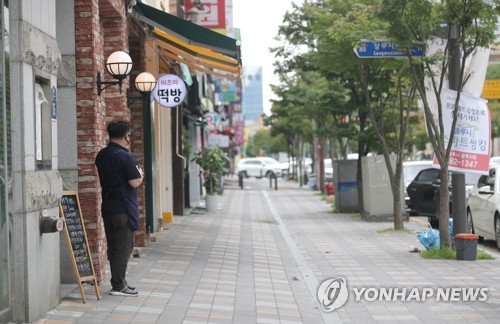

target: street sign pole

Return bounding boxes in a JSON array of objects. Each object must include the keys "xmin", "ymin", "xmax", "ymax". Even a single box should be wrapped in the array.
[{"xmin": 448, "ymin": 25, "xmax": 467, "ymax": 237}]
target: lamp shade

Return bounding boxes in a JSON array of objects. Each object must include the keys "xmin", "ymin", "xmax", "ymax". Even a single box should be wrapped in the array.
[
  {"xmin": 105, "ymin": 51, "xmax": 133, "ymax": 79},
  {"xmin": 135, "ymin": 72, "xmax": 157, "ymax": 93}
]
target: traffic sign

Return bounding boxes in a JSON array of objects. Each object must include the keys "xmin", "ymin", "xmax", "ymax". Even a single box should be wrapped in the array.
[{"xmin": 354, "ymin": 40, "xmax": 422, "ymax": 58}]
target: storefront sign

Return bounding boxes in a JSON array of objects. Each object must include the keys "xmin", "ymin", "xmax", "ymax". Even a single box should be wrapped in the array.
[
  {"xmin": 185, "ymin": 0, "xmax": 226, "ymax": 29},
  {"xmin": 205, "ymin": 112, "xmax": 221, "ymax": 130},
  {"xmin": 153, "ymin": 74, "xmax": 186, "ymax": 108},
  {"xmin": 208, "ymin": 133, "xmax": 229, "ymax": 148}
]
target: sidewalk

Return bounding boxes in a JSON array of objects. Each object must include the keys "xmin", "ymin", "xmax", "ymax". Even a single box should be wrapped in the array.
[{"xmin": 36, "ymin": 178, "xmax": 500, "ymax": 323}]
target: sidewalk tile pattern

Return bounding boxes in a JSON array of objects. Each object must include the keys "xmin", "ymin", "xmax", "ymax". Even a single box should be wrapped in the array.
[{"xmin": 34, "ymin": 178, "xmax": 500, "ymax": 323}]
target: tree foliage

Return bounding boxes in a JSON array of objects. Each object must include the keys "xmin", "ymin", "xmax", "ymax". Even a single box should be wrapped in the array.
[
  {"xmin": 245, "ymin": 129, "xmax": 287, "ymax": 157},
  {"xmin": 270, "ymin": 0, "xmax": 499, "ymax": 238},
  {"xmin": 271, "ymin": 0, "xmax": 421, "ymax": 225},
  {"xmin": 379, "ymin": 0, "xmax": 499, "ymax": 246}
]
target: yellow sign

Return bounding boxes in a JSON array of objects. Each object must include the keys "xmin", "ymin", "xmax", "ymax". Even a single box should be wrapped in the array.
[
  {"xmin": 482, "ymin": 79, "xmax": 500, "ymax": 99},
  {"xmin": 162, "ymin": 212, "xmax": 173, "ymax": 223}
]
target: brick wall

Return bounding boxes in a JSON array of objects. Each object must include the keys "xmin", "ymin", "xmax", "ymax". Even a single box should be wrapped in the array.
[{"xmin": 75, "ymin": 0, "xmax": 139, "ymax": 284}]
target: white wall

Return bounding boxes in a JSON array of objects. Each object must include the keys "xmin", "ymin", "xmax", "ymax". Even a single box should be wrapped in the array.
[{"xmin": 10, "ymin": 0, "xmax": 63, "ymax": 321}]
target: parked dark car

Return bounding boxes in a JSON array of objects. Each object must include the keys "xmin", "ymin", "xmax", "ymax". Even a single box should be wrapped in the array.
[
  {"xmin": 406, "ymin": 168, "xmax": 480, "ymax": 228},
  {"xmin": 403, "ymin": 160, "xmax": 433, "ymax": 213}
]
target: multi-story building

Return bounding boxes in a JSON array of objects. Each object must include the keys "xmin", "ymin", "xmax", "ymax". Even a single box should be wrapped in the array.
[{"xmin": 242, "ymin": 66, "xmax": 264, "ymax": 122}]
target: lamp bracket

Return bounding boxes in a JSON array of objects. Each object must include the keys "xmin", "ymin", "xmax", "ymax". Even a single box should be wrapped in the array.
[{"xmin": 97, "ymin": 72, "xmax": 124, "ymax": 96}]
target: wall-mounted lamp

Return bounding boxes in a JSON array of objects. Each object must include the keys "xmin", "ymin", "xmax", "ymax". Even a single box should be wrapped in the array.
[
  {"xmin": 127, "ymin": 72, "xmax": 157, "ymax": 107},
  {"xmin": 134, "ymin": 72, "xmax": 157, "ymax": 93},
  {"xmin": 97, "ymin": 51, "xmax": 133, "ymax": 96}
]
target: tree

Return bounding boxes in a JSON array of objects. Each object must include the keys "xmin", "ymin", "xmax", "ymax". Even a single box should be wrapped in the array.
[
  {"xmin": 379, "ymin": 0, "xmax": 500, "ymax": 246},
  {"xmin": 319, "ymin": 0, "xmax": 421, "ymax": 229},
  {"xmin": 268, "ymin": 72, "xmax": 315, "ymax": 183},
  {"xmin": 271, "ymin": 0, "xmax": 381, "ymax": 200},
  {"xmin": 248, "ymin": 129, "xmax": 287, "ymax": 157},
  {"xmin": 272, "ymin": 0, "xmax": 422, "ymax": 227}
]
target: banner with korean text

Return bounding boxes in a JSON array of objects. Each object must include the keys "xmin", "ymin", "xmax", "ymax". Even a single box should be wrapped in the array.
[{"xmin": 432, "ymin": 88, "xmax": 490, "ymax": 174}]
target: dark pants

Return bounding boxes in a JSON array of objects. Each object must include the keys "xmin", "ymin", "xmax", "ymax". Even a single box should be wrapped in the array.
[{"xmin": 103, "ymin": 213, "xmax": 134, "ymax": 291}]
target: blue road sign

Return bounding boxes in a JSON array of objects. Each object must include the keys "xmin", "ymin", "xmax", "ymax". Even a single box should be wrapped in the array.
[{"xmin": 354, "ymin": 40, "xmax": 422, "ymax": 58}]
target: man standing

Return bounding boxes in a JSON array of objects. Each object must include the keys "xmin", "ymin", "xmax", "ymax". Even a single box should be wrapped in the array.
[{"xmin": 95, "ymin": 120, "xmax": 144, "ymax": 297}]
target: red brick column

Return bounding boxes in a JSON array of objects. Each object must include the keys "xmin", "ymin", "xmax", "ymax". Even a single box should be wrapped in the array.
[{"xmin": 75, "ymin": 0, "xmax": 132, "ymax": 284}]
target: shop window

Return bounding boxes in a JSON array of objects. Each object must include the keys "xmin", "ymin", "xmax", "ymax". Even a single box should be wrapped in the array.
[{"xmin": 34, "ymin": 80, "xmax": 52, "ymax": 170}]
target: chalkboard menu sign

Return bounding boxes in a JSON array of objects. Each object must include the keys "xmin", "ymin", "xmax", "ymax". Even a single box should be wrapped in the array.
[{"xmin": 59, "ymin": 191, "xmax": 100, "ymax": 303}]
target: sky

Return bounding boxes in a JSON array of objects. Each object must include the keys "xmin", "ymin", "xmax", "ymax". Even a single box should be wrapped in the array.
[{"xmin": 232, "ymin": 0, "xmax": 297, "ymax": 115}]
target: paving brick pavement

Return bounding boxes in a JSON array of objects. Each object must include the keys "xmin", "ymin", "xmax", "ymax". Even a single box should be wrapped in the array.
[{"xmin": 35, "ymin": 177, "xmax": 500, "ymax": 323}]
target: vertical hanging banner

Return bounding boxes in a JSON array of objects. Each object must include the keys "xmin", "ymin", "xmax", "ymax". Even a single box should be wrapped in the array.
[
  {"xmin": 153, "ymin": 74, "xmax": 187, "ymax": 108},
  {"xmin": 433, "ymin": 89, "xmax": 491, "ymax": 174}
]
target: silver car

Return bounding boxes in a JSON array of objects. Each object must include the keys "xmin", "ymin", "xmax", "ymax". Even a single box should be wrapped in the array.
[{"xmin": 468, "ymin": 165, "xmax": 500, "ymax": 250}]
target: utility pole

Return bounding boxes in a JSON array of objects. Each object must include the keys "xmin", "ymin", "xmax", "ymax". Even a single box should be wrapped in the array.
[{"xmin": 448, "ymin": 24, "xmax": 467, "ymax": 237}]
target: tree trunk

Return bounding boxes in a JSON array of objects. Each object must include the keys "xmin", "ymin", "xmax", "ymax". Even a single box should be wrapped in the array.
[
  {"xmin": 319, "ymin": 136, "xmax": 326, "ymax": 194},
  {"xmin": 392, "ymin": 173, "xmax": 404, "ymax": 230},
  {"xmin": 439, "ymin": 170, "xmax": 451, "ymax": 248}
]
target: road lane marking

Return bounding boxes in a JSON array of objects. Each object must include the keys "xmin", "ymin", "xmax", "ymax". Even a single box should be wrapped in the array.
[{"xmin": 263, "ymin": 191, "xmax": 341, "ymax": 323}]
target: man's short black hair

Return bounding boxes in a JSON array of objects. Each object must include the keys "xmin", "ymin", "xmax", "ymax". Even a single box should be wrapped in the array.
[{"xmin": 107, "ymin": 120, "xmax": 131, "ymax": 139}]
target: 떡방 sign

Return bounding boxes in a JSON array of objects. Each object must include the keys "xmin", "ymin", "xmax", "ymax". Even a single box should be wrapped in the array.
[
  {"xmin": 153, "ymin": 74, "xmax": 187, "ymax": 108},
  {"xmin": 59, "ymin": 191, "xmax": 100, "ymax": 303},
  {"xmin": 432, "ymin": 89, "xmax": 490, "ymax": 174}
]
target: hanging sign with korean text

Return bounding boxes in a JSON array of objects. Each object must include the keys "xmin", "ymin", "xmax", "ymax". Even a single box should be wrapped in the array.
[
  {"xmin": 432, "ymin": 89, "xmax": 491, "ymax": 174},
  {"xmin": 153, "ymin": 74, "xmax": 187, "ymax": 108},
  {"xmin": 205, "ymin": 112, "xmax": 221, "ymax": 131}
]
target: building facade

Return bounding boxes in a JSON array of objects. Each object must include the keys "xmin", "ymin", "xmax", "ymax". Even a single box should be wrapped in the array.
[
  {"xmin": 0, "ymin": 1, "xmax": 240, "ymax": 322},
  {"xmin": 1, "ymin": 0, "xmax": 63, "ymax": 321}
]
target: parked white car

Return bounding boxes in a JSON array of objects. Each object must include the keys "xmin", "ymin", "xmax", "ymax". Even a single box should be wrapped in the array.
[
  {"xmin": 467, "ymin": 164, "xmax": 500, "ymax": 250},
  {"xmin": 324, "ymin": 159, "xmax": 333, "ymax": 182},
  {"xmin": 237, "ymin": 157, "xmax": 284, "ymax": 178},
  {"xmin": 490, "ymin": 156, "xmax": 500, "ymax": 166}
]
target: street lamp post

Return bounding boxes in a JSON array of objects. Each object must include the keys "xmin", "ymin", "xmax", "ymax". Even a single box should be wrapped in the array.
[{"xmin": 134, "ymin": 72, "xmax": 157, "ymax": 233}]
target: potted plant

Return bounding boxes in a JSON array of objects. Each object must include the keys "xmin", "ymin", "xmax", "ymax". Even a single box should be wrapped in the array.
[{"xmin": 192, "ymin": 146, "xmax": 227, "ymax": 211}]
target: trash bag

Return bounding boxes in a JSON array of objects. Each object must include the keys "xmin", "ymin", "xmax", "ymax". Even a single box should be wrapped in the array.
[{"xmin": 417, "ymin": 228, "xmax": 440, "ymax": 250}]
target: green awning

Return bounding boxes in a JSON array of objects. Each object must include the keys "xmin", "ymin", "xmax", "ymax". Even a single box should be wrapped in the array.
[{"xmin": 134, "ymin": 0, "xmax": 240, "ymax": 60}]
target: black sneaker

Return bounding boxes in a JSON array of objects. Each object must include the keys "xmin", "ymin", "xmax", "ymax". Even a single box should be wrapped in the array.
[
  {"xmin": 127, "ymin": 285, "xmax": 138, "ymax": 292},
  {"xmin": 110, "ymin": 286, "xmax": 138, "ymax": 297}
]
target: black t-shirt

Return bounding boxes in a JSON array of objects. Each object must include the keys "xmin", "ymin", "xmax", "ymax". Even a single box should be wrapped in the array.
[{"xmin": 95, "ymin": 142, "xmax": 141, "ymax": 230}]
